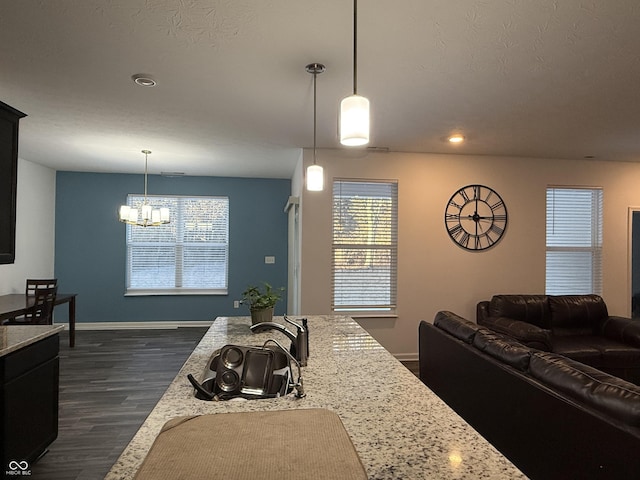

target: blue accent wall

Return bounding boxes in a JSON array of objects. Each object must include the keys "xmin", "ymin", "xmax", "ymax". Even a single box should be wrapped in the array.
[{"xmin": 55, "ymin": 172, "xmax": 290, "ymax": 323}]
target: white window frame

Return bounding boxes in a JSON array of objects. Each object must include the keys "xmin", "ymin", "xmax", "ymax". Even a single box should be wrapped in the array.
[
  {"xmin": 545, "ymin": 186, "xmax": 603, "ymax": 295},
  {"xmin": 125, "ymin": 194, "xmax": 229, "ymax": 295},
  {"xmin": 331, "ymin": 179, "xmax": 398, "ymax": 315}
]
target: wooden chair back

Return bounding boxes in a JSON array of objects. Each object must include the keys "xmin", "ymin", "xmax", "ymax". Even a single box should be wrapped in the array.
[
  {"xmin": 25, "ymin": 279, "xmax": 58, "ymax": 325},
  {"xmin": 24, "ymin": 285, "xmax": 58, "ymax": 325},
  {"xmin": 26, "ymin": 278, "xmax": 58, "ymax": 297}
]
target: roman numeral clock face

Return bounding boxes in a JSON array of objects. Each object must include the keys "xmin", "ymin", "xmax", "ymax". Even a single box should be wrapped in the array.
[{"xmin": 445, "ymin": 185, "xmax": 508, "ymax": 251}]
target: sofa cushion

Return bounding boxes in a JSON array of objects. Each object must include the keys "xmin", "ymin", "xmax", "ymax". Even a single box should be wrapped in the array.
[
  {"xmin": 600, "ymin": 316, "xmax": 640, "ymax": 349},
  {"xmin": 472, "ymin": 328, "xmax": 532, "ymax": 371},
  {"xmin": 434, "ymin": 311, "xmax": 479, "ymax": 344},
  {"xmin": 552, "ymin": 334, "xmax": 640, "ymax": 369},
  {"xmin": 551, "ymin": 336, "xmax": 603, "ymax": 367},
  {"xmin": 529, "ymin": 352, "xmax": 640, "ymax": 427},
  {"xmin": 479, "ymin": 316, "xmax": 552, "ymax": 351},
  {"xmin": 488, "ymin": 295, "xmax": 551, "ymax": 329},
  {"xmin": 548, "ymin": 295, "xmax": 608, "ymax": 336}
]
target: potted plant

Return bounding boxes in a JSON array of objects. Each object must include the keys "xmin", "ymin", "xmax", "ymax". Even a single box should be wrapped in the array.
[{"xmin": 241, "ymin": 282, "xmax": 284, "ymax": 325}]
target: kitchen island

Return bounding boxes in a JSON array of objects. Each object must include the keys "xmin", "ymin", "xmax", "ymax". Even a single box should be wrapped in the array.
[{"xmin": 106, "ymin": 316, "xmax": 525, "ymax": 479}]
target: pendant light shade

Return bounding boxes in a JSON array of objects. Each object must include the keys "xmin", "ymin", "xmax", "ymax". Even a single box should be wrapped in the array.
[
  {"xmin": 306, "ymin": 164, "xmax": 324, "ymax": 191},
  {"xmin": 340, "ymin": 0, "xmax": 369, "ymax": 147},
  {"xmin": 340, "ymin": 94, "xmax": 370, "ymax": 146},
  {"xmin": 305, "ymin": 62, "xmax": 326, "ymax": 192}
]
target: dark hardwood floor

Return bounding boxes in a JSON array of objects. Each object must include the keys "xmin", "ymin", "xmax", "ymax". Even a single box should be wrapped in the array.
[
  {"xmin": 401, "ymin": 360, "xmax": 420, "ymax": 378},
  {"xmin": 29, "ymin": 327, "xmax": 208, "ymax": 480}
]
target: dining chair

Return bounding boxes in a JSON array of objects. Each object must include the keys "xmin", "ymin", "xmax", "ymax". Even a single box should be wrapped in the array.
[
  {"xmin": 3, "ymin": 279, "xmax": 58, "ymax": 325},
  {"xmin": 26, "ymin": 278, "xmax": 58, "ymax": 297}
]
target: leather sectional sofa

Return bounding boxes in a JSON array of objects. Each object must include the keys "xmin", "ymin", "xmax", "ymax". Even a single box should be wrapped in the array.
[
  {"xmin": 419, "ymin": 311, "xmax": 640, "ymax": 479},
  {"xmin": 477, "ymin": 294, "xmax": 640, "ymax": 384}
]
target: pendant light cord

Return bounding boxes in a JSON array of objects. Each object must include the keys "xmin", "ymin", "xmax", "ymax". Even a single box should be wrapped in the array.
[
  {"xmin": 306, "ymin": 63, "xmax": 325, "ymax": 164},
  {"xmin": 143, "ymin": 151, "xmax": 148, "ymax": 203},
  {"xmin": 313, "ymin": 68, "xmax": 317, "ymax": 165},
  {"xmin": 353, "ymin": 0, "xmax": 358, "ymax": 95}
]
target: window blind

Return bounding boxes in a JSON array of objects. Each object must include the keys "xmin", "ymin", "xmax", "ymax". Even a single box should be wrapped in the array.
[
  {"xmin": 332, "ymin": 180, "xmax": 398, "ymax": 312},
  {"xmin": 126, "ymin": 195, "xmax": 229, "ymax": 294},
  {"xmin": 545, "ymin": 187, "xmax": 602, "ymax": 295}
]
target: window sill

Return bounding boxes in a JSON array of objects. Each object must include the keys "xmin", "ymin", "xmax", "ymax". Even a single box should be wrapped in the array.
[
  {"xmin": 333, "ymin": 312, "xmax": 397, "ymax": 319},
  {"xmin": 125, "ymin": 289, "xmax": 228, "ymax": 296}
]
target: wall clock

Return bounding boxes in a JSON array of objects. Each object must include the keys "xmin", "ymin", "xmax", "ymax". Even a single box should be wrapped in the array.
[{"xmin": 445, "ymin": 184, "xmax": 508, "ymax": 251}]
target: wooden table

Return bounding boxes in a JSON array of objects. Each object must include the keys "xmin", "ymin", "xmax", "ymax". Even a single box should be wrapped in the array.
[{"xmin": 0, "ymin": 293, "xmax": 77, "ymax": 347}]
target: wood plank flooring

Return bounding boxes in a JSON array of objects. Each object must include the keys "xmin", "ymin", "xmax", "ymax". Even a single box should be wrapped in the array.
[
  {"xmin": 401, "ymin": 360, "xmax": 420, "ymax": 378},
  {"xmin": 29, "ymin": 328, "xmax": 208, "ymax": 480}
]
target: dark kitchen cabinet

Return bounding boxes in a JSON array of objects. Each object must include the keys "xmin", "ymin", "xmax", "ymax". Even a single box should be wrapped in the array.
[
  {"xmin": 1, "ymin": 334, "xmax": 59, "ymax": 471},
  {"xmin": 0, "ymin": 101, "xmax": 27, "ymax": 265}
]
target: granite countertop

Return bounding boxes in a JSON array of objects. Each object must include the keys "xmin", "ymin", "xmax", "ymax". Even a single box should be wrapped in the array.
[
  {"xmin": 0, "ymin": 325, "xmax": 65, "ymax": 357},
  {"xmin": 106, "ymin": 316, "xmax": 526, "ymax": 479}
]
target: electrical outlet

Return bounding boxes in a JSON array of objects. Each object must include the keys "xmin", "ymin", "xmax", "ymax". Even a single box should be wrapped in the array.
[
  {"xmin": 265, "ymin": 255, "xmax": 275, "ymax": 264},
  {"xmin": 233, "ymin": 300, "xmax": 240, "ymax": 309}
]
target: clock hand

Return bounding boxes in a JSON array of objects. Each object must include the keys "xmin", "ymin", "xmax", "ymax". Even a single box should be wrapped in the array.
[{"xmin": 465, "ymin": 215, "xmax": 493, "ymax": 220}]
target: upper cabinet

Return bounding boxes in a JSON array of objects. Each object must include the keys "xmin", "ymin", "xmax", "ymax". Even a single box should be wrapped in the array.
[{"xmin": 0, "ymin": 101, "xmax": 27, "ymax": 264}]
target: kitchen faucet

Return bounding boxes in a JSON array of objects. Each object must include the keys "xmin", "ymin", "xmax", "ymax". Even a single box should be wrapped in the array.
[{"xmin": 250, "ymin": 316, "xmax": 308, "ymax": 367}]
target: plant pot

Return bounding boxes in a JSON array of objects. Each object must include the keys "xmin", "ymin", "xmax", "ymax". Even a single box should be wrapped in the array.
[{"xmin": 250, "ymin": 307, "xmax": 274, "ymax": 326}]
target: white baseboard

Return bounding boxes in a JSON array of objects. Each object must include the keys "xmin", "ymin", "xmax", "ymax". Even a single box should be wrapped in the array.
[
  {"xmin": 393, "ymin": 352, "xmax": 419, "ymax": 362},
  {"xmin": 55, "ymin": 320, "xmax": 214, "ymax": 330}
]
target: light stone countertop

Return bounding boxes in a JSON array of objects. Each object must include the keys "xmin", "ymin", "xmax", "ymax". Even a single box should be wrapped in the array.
[
  {"xmin": 105, "ymin": 316, "xmax": 526, "ymax": 479},
  {"xmin": 0, "ymin": 325, "xmax": 65, "ymax": 357}
]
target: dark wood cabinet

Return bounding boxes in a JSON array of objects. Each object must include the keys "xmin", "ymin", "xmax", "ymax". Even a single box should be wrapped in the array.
[
  {"xmin": 1, "ymin": 335, "xmax": 59, "ymax": 471},
  {"xmin": 0, "ymin": 101, "xmax": 27, "ymax": 265}
]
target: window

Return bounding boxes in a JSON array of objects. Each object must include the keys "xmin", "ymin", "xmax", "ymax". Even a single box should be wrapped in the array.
[
  {"xmin": 332, "ymin": 180, "xmax": 398, "ymax": 312},
  {"xmin": 125, "ymin": 195, "xmax": 229, "ymax": 295},
  {"xmin": 546, "ymin": 187, "xmax": 602, "ymax": 295}
]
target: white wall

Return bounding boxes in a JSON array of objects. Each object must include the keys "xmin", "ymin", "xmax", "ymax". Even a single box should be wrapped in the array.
[
  {"xmin": 0, "ymin": 158, "xmax": 56, "ymax": 294},
  {"xmin": 299, "ymin": 149, "xmax": 640, "ymax": 358}
]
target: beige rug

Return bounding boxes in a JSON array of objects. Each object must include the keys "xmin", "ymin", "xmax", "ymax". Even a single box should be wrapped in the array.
[{"xmin": 134, "ymin": 408, "xmax": 368, "ymax": 480}]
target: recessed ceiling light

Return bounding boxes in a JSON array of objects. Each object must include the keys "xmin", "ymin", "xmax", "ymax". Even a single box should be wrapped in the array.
[
  {"xmin": 448, "ymin": 134, "xmax": 465, "ymax": 144},
  {"xmin": 132, "ymin": 74, "xmax": 157, "ymax": 87}
]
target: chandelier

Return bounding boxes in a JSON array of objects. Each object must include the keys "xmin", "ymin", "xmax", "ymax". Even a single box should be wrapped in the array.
[{"xmin": 118, "ymin": 150, "xmax": 170, "ymax": 227}]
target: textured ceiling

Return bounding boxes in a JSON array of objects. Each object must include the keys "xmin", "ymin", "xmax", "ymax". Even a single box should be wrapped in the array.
[{"xmin": 1, "ymin": 0, "xmax": 640, "ymax": 177}]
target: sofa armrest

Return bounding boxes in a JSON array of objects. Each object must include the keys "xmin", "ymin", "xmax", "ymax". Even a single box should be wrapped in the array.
[
  {"xmin": 476, "ymin": 301, "xmax": 490, "ymax": 323},
  {"xmin": 599, "ymin": 316, "xmax": 640, "ymax": 348},
  {"xmin": 480, "ymin": 316, "xmax": 552, "ymax": 351}
]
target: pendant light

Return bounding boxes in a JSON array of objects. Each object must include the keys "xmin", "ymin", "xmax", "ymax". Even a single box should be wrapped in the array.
[
  {"xmin": 118, "ymin": 150, "xmax": 170, "ymax": 227},
  {"xmin": 340, "ymin": 0, "xmax": 369, "ymax": 146},
  {"xmin": 306, "ymin": 63, "xmax": 326, "ymax": 192}
]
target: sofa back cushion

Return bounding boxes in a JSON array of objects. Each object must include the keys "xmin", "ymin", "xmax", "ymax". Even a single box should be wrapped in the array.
[
  {"xmin": 433, "ymin": 311, "xmax": 479, "ymax": 344},
  {"xmin": 529, "ymin": 352, "xmax": 640, "ymax": 427},
  {"xmin": 472, "ymin": 328, "xmax": 532, "ymax": 371},
  {"xmin": 488, "ymin": 295, "xmax": 551, "ymax": 329},
  {"xmin": 548, "ymin": 295, "xmax": 608, "ymax": 336}
]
